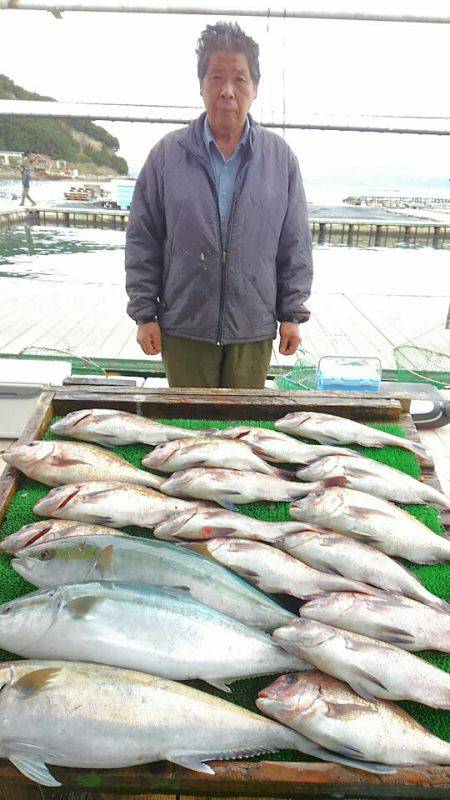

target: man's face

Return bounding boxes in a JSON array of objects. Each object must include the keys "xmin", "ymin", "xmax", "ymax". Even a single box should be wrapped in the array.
[{"xmin": 201, "ymin": 50, "xmax": 257, "ymax": 135}]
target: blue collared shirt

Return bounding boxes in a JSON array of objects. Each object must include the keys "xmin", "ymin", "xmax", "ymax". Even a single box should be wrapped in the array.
[{"xmin": 203, "ymin": 115, "xmax": 249, "ymax": 241}]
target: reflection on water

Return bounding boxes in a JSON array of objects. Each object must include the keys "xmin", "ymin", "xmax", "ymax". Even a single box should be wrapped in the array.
[{"xmin": 0, "ymin": 223, "xmax": 125, "ymax": 282}]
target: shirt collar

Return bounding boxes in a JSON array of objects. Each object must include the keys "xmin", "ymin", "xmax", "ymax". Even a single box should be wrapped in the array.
[{"xmin": 203, "ymin": 115, "xmax": 249, "ymax": 156}]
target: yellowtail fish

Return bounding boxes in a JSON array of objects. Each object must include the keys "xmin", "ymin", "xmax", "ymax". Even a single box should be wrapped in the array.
[{"xmin": 0, "ymin": 660, "xmax": 392, "ymax": 787}]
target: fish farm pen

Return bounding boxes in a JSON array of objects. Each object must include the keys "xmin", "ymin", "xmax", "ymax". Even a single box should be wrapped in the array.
[
  {"xmin": 1, "ymin": 207, "xmax": 449, "ymax": 250},
  {"xmin": 0, "ymin": 385, "xmax": 449, "ymax": 799}
]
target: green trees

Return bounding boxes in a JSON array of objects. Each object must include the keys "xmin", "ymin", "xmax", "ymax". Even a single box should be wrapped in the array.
[{"xmin": 0, "ymin": 74, "xmax": 128, "ymax": 174}]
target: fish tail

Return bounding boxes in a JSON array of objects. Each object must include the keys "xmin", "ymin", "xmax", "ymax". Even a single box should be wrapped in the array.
[
  {"xmin": 406, "ymin": 440, "xmax": 434, "ymax": 468},
  {"xmin": 285, "ymin": 730, "xmax": 394, "ymax": 774}
]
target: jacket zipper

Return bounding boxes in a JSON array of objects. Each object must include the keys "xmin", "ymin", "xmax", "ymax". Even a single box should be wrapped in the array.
[{"xmin": 181, "ymin": 137, "xmax": 251, "ymax": 346}]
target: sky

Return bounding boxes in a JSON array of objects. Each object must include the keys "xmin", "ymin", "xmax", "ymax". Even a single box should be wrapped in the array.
[{"xmin": 1, "ymin": 1, "xmax": 449, "ymax": 191}]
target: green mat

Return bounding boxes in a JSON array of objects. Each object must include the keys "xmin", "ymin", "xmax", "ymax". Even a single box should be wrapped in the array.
[{"xmin": 0, "ymin": 416, "xmax": 449, "ymax": 763}]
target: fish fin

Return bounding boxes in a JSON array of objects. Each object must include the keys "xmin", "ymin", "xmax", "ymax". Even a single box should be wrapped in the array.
[
  {"xmin": 232, "ymin": 566, "xmax": 261, "ymax": 581},
  {"xmin": 322, "ymin": 476, "xmax": 350, "ymax": 488},
  {"xmin": 92, "ymin": 435, "xmax": 120, "ymax": 449},
  {"xmin": 9, "ymin": 753, "xmax": 61, "ymax": 787},
  {"xmin": 207, "ymin": 526, "xmax": 238, "ymax": 537},
  {"xmin": 206, "ymin": 678, "xmax": 232, "ymax": 693},
  {"xmin": 49, "ymin": 456, "xmax": 87, "ymax": 467},
  {"xmin": 168, "ymin": 585, "xmax": 192, "ymax": 593},
  {"xmin": 12, "ymin": 667, "xmax": 61, "ymax": 698},
  {"xmin": 323, "ymin": 565, "xmax": 345, "ymax": 576},
  {"xmin": 218, "ymin": 500, "xmax": 238, "ymax": 512},
  {"xmin": 348, "ymin": 667, "xmax": 389, "ymax": 700},
  {"xmin": 169, "ymin": 755, "xmax": 215, "ymax": 774},
  {"xmin": 347, "ymin": 506, "xmax": 392, "ymax": 520},
  {"xmin": 87, "ymin": 516, "xmax": 116, "ymax": 527},
  {"xmin": 325, "ymin": 702, "xmax": 372, "ymax": 722},
  {"xmin": 83, "ymin": 489, "xmax": 112, "ymax": 502},
  {"xmin": 64, "ymin": 595, "xmax": 104, "ymax": 619},
  {"xmin": 345, "ymin": 465, "xmax": 376, "ymax": 478},
  {"xmin": 93, "ymin": 544, "xmax": 114, "ymax": 577},
  {"xmin": 299, "ymin": 743, "xmax": 395, "ymax": 774},
  {"xmin": 189, "ymin": 459, "xmax": 209, "ymax": 467},
  {"xmin": 376, "ymin": 625, "xmax": 416, "ymax": 645}
]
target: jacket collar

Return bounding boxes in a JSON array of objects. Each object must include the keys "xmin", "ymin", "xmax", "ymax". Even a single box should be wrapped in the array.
[{"xmin": 179, "ymin": 111, "xmax": 257, "ymax": 160}]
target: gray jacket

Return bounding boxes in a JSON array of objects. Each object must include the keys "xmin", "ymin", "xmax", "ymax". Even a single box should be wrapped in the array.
[{"xmin": 125, "ymin": 112, "xmax": 313, "ymax": 344}]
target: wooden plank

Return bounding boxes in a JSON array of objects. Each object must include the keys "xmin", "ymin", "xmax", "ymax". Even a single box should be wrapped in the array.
[
  {"xmin": 0, "ymin": 761, "xmax": 448, "ymax": 798},
  {"xmin": 0, "ymin": 390, "xmax": 54, "ymax": 526},
  {"xmin": 52, "ymin": 387, "xmax": 403, "ymax": 422}
]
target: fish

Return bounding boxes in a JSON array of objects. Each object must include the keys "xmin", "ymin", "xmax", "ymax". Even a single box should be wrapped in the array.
[
  {"xmin": 301, "ymin": 592, "xmax": 450, "ymax": 652},
  {"xmin": 272, "ymin": 618, "xmax": 450, "ymax": 709},
  {"xmin": 2, "ymin": 440, "xmax": 163, "ymax": 489},
  {"xmin": 142, "ymin": 437, "xmax": 293, "ymax": 478},
  {"xmin": 11, "ymin": 534, "xmax": 295, "ymax": 630},
  {"xmin": 33, "ymin": 481, "xmax": 200, "ymax": 530},
  {"xmin": 186, "ymin": 539, "xmax": 380, "ymax": 600},
  {"xmin": 290, "ymin": 486, "xmax": 450, "ymax": 564},
  {"xmin": 278, "ymin": 529, "xmax": 447, "ymax": 611},
  {"xmin": 50, "ymin": 408, "xmax": 200, "ymax": 447},
  {"xmin": 275, "ymin": 412, "xmax": 432, "ymax": 467},
  {"xmin": 0, "ymin": 519, "xmax": 128, "ymax": 554},
  {"xmin": 0, "ymin": 582, "xmax": 308, "ymax": 691},
  {"xmin": 153, "ymin": 507, "xmax": 315, "ymax": 543},
  {"xmin": 0, "ymin": 660, "xmax": 392, "ymax": 787},
  {"xmin": 257, "ymin": 672, "xmax": 450, "ymax": 766},
  {"xmin": 296, "ymin": 454, "xmax": 450, "ymax": 509},
  {"xmin": 160, "ymin": 468, "xmax": 322, "ymax": 508},
  {"xmin": 207, "ymin": 425, "xmax": 355, "ymax": 464}
]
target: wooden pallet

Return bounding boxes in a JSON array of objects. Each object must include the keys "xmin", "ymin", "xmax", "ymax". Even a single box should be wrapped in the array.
[{"xmin": 0, "ymin": 386, "xmax": 448, "ymax": 799}]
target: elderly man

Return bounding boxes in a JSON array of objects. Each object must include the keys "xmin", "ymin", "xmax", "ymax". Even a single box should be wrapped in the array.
[{"xmin": 125, "ymin": 22, "xmax": 313, "ymax": 388}]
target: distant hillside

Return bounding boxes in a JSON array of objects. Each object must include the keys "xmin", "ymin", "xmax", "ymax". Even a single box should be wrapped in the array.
[{"xmin": 0, "ymin": 75, "xmax": 128, "ymax": 175}]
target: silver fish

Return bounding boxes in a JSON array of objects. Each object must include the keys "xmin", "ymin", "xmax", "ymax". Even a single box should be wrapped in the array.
[
  {"xmin": 187, "ymin": 539, "xmax": 379, "ymax": 600},
  {"xmin": 0, "ymin": 519, "xmax": 128, "ymax": 554},
  {"xmin": 50, "ymin": 408, "xmax": 200, "ymax": 447},
  {"xmin": 160, "ymin": 468, "xmax": 322, "ymax": 508},
  {"xmin": 0, "ymin": 582, "xmax": 308, "ymax": 691},
  {"xmin": 296, "ymin": 454, "xmax": 450, "ymax": 509},
  {"xmin": 0, "ymin": 660, "xmax": 390, "ymax": 787},
  {"xmin": 11, "ymin": 534, "xmax": 295, "ymax": 630},
  {"xmin": 2, "ymin": 440, "xmax": 163, "ymax": 489},
  {"xmin": 278, "ymin": 529, "xmax": 447, "ymax": 611},
  {"xmin": 257, "ymin": 672, "xmax": 450, "ymax": 766},
  {"xmin": 142, "ymin": 437, "xmax": 292, "ymax": 478},
  {"xmin": 275, "ymin": 411, "xmax": 432, "ymax": 467},
  {"xmin": 33, "ymin": 481, "xmax": 200, "ymax": 529},
  {"xmin": 301, "ymin": 592, "xmax": 450, "ymax": 652},
  {"xmin": 290, "ymin": 486, "xmax": 450, "ymax": 563},
  {"xmin": 208, "ymin": 425, "xmax": 355, "ymax": 464},
  {"xmin": 154, "ymin": 507, "xmax": 314, "ymax": 543},
  {"xmin": 273, "ymin": 618, "xmax": 450, "ymax": 709}
]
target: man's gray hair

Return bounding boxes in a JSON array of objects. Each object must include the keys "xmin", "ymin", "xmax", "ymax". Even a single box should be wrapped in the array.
[{"xmin": 196, "ymin": 21, "xmax": 261, "ymax": 87}]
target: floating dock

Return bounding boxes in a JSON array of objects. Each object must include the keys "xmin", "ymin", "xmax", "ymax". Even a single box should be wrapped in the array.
[{"xmin": 1, "ymin": 206, "xmax": 449, "ymax": 247}]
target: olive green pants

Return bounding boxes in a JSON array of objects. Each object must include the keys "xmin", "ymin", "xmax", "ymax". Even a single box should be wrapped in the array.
[{"xmin": 161, "ymin": 332, "xmax": 273, "ymax": 389}]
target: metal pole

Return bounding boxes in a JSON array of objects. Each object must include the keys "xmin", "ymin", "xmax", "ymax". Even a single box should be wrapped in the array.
[
  {"xmin": 0, "ymin": 1, "xmax": 449, "ymax": 24},
  {"xmin": 1, "ymin": 100, "xmax": 450, "ymax": 136}
]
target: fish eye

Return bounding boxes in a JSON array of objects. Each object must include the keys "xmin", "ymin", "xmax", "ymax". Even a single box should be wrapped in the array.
[
  {"xmin": 1, "ymin": 605, "xmax": 12, "ymax": 614},
  {"xmin": 38, "ymin": 550, "xmax": 54, "ymax": 561}
]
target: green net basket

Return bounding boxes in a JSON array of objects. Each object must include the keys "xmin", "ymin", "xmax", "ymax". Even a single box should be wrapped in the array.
[
  {"xmin": 394, "ymin": 344, "xmax": 450, "ymax": 388},
  {"xmin": 273, "ymin": 352, "xmax": 317, "ymax": 391}
]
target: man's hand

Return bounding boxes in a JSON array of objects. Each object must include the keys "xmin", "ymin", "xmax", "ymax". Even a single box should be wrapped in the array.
[
  {"xmin": 279, "ymin": 321, "xmax": 301, "ymax": 356},
  {"xmin": 137, "ymin": 321, "xmax": 161, "ymax": 356}
]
